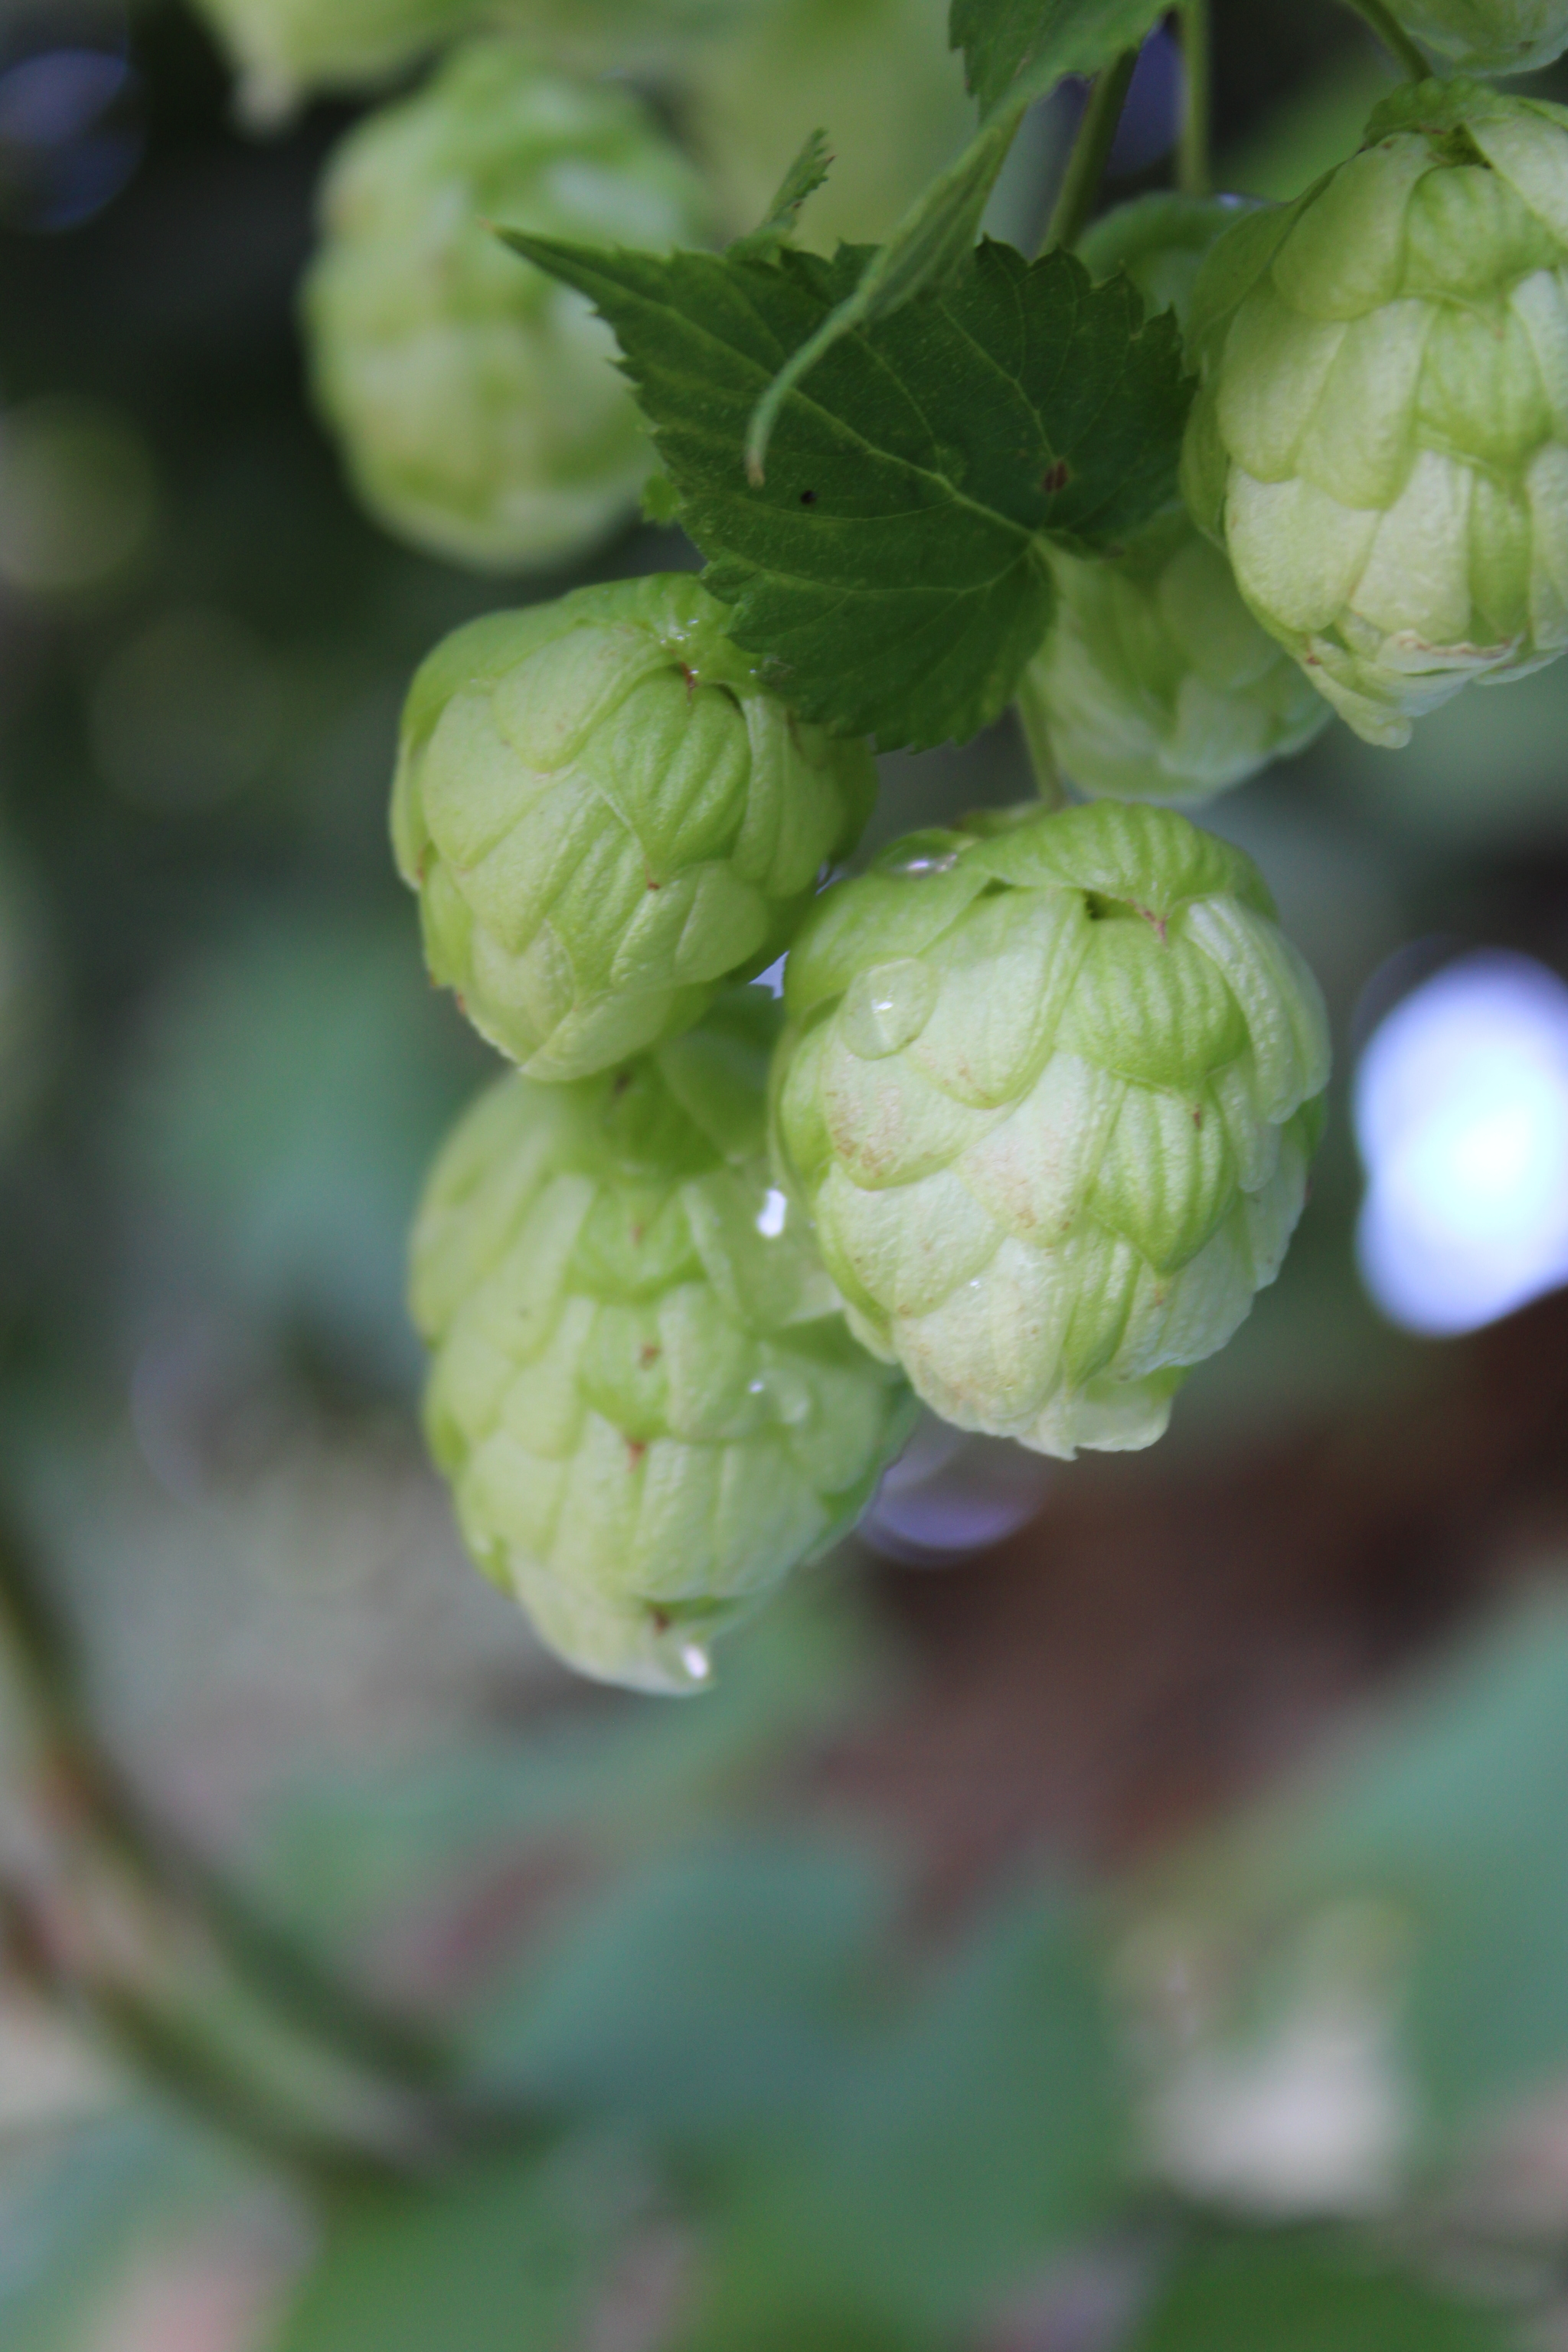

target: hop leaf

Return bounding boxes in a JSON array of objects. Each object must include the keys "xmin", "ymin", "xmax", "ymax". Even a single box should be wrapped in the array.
[
  {"xmin": 410, "ymin": 992, "xmax": 915, "ymax": 1694},
  {"xmin": 1183, "ymin": 82, "xmax": 1568, "ymax": 747},
  {"xmin": 393, "ymin": 572, "xmax": 876, "ymax": 1080},
  {"xmin": 301, "ymin": 42, "xmax": 709, "ymax": 571},
  {"xmin": 773, "ymin": 802, "xmax": 1329, "ymax": 1460}
]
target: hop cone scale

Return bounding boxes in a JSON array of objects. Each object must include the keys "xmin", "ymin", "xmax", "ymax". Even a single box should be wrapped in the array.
[
  {"xmin": 1184, "ymin": 83, "xmax": 1568, "ymax": 747},
  {"xmin": 394, "ymin": 573, "xmax": 876, "ymax": 1079},
  {"xmin": 302, "ymin": 43, "xmax": 707, "ymax": 571},
  {"xmin": 410, "ymin": 993, "xmax": 914, "ymax": 1694},
  {"xmin": 773, "ymin": 803, "xmax": 1329, "ymax": 1460}
]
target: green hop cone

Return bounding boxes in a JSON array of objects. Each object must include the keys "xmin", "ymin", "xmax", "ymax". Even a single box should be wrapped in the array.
[
  {"xmin": 1183, "ymin": 81, "xmax": 1568, "ymax": 749},
  {"xmin": 1387, "ymin": 0, "xmax": 1568, "ymax": 70},
  {"xmin": 301, "ymin": 43, "xmax": 708, "ymax": 571},
  {"xmin": 773, "ymin": 802, "xmax": 1328, "ymax": 1460},
  {"xmin": 410, "ymin": 991, "xmax": 915, "ymax": 1693},
  {"xmin": 1020, "ymin": 196, "xmax": 1329, "ymax": 805},
  {"xmin": 394, "ymin": 572, "xmax": 877, "ymax": 1078}
]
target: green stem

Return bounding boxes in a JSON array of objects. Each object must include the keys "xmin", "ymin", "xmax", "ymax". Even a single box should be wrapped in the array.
[
  {"xmin": 1176, "ymin": 0, "xmax": 1211, "ymax": 197},
  {"xmin": 1341, "ymin": 0, "xmax": 1430, "ymax": 77},
  {"xmin": 1044, "ymin": 47, "xmax": 1140, "ymax": 254}
]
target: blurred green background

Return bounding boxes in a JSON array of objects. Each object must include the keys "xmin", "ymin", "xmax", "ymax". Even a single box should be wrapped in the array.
[{"xmin": 6, "ymin": 2, "xmax": 1568, "ymax": 2346}]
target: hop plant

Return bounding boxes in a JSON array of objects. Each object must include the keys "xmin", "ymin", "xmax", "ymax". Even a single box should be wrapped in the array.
[
  {"xmin": 1020, "ymin": 196, "xmax": 1328, "ymax": 805},
  {"xmin": 773, "ymin": 802, "xmax": 1328, "ymax": 1459},
  {"xmin": 1387, "ymin": 0, "xmax": 1568, "ymax": 70},
  {"xmin": 1183, "ymin": 80, "xmax": 1568, "ymax": 749},
  {"xmin": 410, "ymin": 991, "xmax": 914, "ymax": 1692},
  {"xmin": 301, "ymin": 43, "xmax": 708, "ymax": 571},
  {"xmin": 394, "ymin": 572, "xmax": 876, "ymax": 1078}
]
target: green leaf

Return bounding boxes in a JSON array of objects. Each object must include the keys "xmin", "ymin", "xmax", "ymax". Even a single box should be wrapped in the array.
[
  {"xmin": 1181, "ymin": 1594, "xmax": 1568, "ymax": 2140},
  {"xmin": 506, "ymin": 234, "xmax": 1192, "ymax": 750},
  {"xmin": 730, "ymin": 129, "xmax": 834, "ymax": 263},
  {"xmin": 469, "ymin": 1838, "xmax": 897, "ymax": 2144},
  {"xmin": 1127, "ymin": 2231, "xmax": 1514, "ymax": 2352},
  {"xmin": 272, "ymin": 2137, "xmax": 630, "ymax": 2352},
  {"xmin": 688, "ymin": 1894, "xmax": 1129, "ymax": 2343},
  {"xmin": 740, "ymin": 0, "xmax": 1170, "ymax": 472}
]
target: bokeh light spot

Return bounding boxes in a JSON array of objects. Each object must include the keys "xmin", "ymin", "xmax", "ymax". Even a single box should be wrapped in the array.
[
  {"xmin": 0, "ymin": 395, "xmax": 156, "ymax": 594},
  {"xmin": 1354, "ymin": 949, "xmax": 1568, "ymax": 1336}
]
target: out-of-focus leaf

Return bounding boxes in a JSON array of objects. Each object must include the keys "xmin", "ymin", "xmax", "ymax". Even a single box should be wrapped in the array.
[
  {"xmin": 0, "ymin": 2105, "xmax": 258, "ymax": 2352},
  {"xmin": 248, "ymin": 1583, "xmax": 884, "ymax": 1942},
  {"xmin": 687, "ymin": 1893, "xmax": 1129, "ymax": 2344},
  {"xmin": 469, "ymin": 1838, "xmax": 898, "ymax": 2139},
  {"xmin": 1126, "ymin": 2230, "xmax": 1514, "ymax": 2352},
  {"xmin": 270, "ymin": 2135, "xmax": 630, "ymax": 2352},
  {"xmin": 1181, "ymin": 1595, "xmax": 1568, "ymax": 2137},
  {"xmin": 116, "ymin": 905, "xmax": 482, "ymax": 1385}
]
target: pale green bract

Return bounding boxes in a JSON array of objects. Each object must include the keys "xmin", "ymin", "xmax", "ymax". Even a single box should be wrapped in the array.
[
  {"xmin": 1021, "ymin": 196, "xmax": 1329, "ymax": 805},
  {"xmin": 301, "ymin": 44, "xmax": 708, "ymax": 572},
  {"xmin": 773, "ymin": 803, "xmax": 1328, "ymax": 1461},
  {"xmin": 1183, "ymin": 83, "xmax": 1568, "ymax": 749},
  {"xmin": 410, "ymin": 992, "xmax": 914, "ymax": 1694},
  {"xmin": 1387, "ymin": 0, "xmax": 1568, "ymax": 70},
  {"xmin": 393, "ymin": 573, "xmax": 877, "ymax": 1079}
]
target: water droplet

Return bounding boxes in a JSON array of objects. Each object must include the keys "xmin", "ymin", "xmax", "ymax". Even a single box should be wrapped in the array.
[
  {"xmin": 755, "ymin": 1185, "xmax": 788, "ymax": 1238},
  {"xmin": 680, "ymin": 1643, "xmax": 711, "ymax": 1681}
]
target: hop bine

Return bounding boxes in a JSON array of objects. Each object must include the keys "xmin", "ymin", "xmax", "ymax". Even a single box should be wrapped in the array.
[
  {"xmin": 1021, "ymin": 194, "xmax": 1329, "ymax": 806},
  {"xmin": 773, "ymin": 802, "xmax": 1329, "ymax": 1461}
]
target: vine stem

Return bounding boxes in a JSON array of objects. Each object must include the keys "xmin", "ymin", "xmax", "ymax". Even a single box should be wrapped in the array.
[
  {"xmin": 1044, "ymin": 47, "xmax": 1140, "ymax": 254},
  {"xmin": 1341, "ymin": 0, "xmax": 1430, "ymax": 78},
  {"xmin": 0, "ymin": 1506, "xmax": 540, "ymax": 2177},
  {"xmin": 1177, "ymin": 0, "xmax": 1211, "ymax": 198}
]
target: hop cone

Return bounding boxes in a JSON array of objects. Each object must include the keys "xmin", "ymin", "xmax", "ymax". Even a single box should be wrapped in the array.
[
  {"xmin": 773, "ymin": 803, "xmax": 1329, "ymax": 1459},
  {"xmin": 1387, "ymin": 0, "xmax": 1568, "ymax": 70},
  {"xmin": 1021, "ymin": 197, "xmax": 1328, "ymax": 805},
  {"xmin": 1183, "ymin": 81, "xmax": 1568, "ymax": 748},
  {"xmin": 410, "ymin": 992, "xmax": 914, "ymax": 1694},
  {"xmin": 302, "ymin": 43, "xmax": 708, "ymax": 571},
  {"xmin": 394, "ymin": 572, "xmax": 876, "ymax": 1079}
]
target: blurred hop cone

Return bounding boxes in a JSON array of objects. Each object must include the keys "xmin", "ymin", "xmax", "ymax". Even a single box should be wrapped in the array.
[
  {"xmin": 1021, "ymin": 196, "xmax": 1331, "ymax": 806},
  {"xmin": 393, "ymin": 572, "xmax": 876, "ymax": 1079},
  {"xmin": 302, "ymin": 42, "xmax": 708, "ymax": 570},
  {"xmin": 1183, "ymin": 82, "xmax": 1568, "ymax": 749},
  {"xmin": 410, "ymin": 991, "xmax": 916, "ymax": 1694},
  {"xmin": 772, "ymin": 802, "xmax": 1329, "ymax": 1460},
  {"xmin": 1386, "ymin": 0, "xmax": 1568, "ymax": 71}
]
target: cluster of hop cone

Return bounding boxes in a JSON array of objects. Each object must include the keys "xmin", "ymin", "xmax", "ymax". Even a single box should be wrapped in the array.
[{"xmin": 292, "ymin": 7, "xmax": 1568, "ymax": 1690}]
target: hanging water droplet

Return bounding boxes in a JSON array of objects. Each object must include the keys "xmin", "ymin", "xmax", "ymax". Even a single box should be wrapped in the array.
[
  {"xmin": 755, "ymin": 1185, "xmax": 788, "ymax": 1238},
  {"xmin": 680, "ymin": 1643, "xmax": 711, "ymax": 1682}
]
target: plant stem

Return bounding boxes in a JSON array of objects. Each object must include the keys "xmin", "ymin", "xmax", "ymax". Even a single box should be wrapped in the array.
[
  {"xmin": 1177, "ymin": 0, "xmax": 1211, "ymax": 197},
  {"xmin": 1341, "ymin": 0, "xmax": 1430, "ymax": 77},
  {"xmin": 1044, "ymin": 47, "xmax": 1139, "ymax": 254}
]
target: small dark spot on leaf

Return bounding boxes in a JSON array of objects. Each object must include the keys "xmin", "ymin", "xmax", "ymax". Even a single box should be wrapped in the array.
[
  {"xmin": 650, "ymin": 1606, "xmax": 670, "ymax": 1632},
  {"xmin": 1041, "ymin": 459, "xmax": 1071, "ymax": 495},
  {"xmin": 627, "ymin": 1439, "xmax": 647, "ymax": 1469},
  {"xmin": 800, "ymin": 488, "xmax": 817, "ymax": 505},
  {"xmin": 612, "ymin": 1070, "xmax": 634, "ymax": 1098},
  {"xmin": 1193, "ymin": 1105, "xmax": 1203, "ymax": 1129},
  {"xmin": 681, "ymin": 665, "xmax": 697, "ymax": 700},
  {"xmin": 640, "ymin": 1342, "xmax": 661, "ymax": 1367}
]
